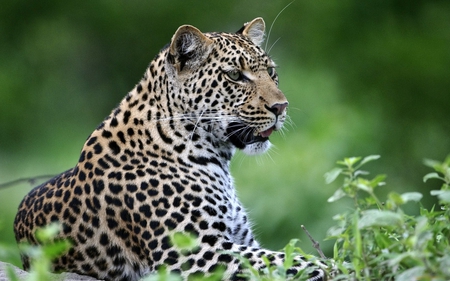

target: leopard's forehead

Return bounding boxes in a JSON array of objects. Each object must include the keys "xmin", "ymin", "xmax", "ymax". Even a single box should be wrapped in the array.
[{"xmin": 205, "ymin": 32, "xmax": 275, "ymax": 72}]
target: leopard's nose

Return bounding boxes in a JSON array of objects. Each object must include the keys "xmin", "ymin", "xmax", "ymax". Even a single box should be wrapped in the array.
[{"xmin": 265, "ymin": 102, "xmax": 288, "ymax": 116}]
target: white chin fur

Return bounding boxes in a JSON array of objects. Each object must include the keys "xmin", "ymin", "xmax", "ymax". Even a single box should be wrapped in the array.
[{"xmin": 242, "ymin": 141, "xmax": 271, "ymax": 156}]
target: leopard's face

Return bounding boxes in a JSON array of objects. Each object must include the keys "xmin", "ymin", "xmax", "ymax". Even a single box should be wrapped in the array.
[{"xmin": 166, "ymin": 20, "xmax": 288, "ymax": 155}]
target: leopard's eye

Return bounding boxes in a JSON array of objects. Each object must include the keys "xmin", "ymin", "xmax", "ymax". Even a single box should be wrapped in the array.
[
  {"xmin": 267, "ymin": 67, "xmax": 276, "ymax": 77},
  {"xmin": 227, "ymin": 70, "xmax": 243, "ymax": 81}
]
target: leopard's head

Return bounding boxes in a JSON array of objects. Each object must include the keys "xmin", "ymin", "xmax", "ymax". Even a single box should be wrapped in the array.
[{"xmin": 166, "ymin": 18, "xmax": 288, "ymax": 155}]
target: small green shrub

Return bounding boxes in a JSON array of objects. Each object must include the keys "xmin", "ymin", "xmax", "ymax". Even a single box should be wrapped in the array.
[{"xmin": 325, "ymin": 155, "xmax": 450, "ymax": 280}]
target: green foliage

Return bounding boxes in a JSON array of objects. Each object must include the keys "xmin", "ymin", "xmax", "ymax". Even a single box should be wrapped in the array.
[
  {"xmin": 325, "ymin": 155, "xmax": 450, "ymax": 280},
  {"xmin": 170, "ymin": 232, "xmax": 199, "ymax": 254},
  {"xmin": 5, "ymin": 223, "xmax": 71, "ymax": 281}
]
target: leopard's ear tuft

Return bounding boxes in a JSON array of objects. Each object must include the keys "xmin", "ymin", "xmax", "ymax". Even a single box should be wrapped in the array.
[
  {"xmin": 236, "ymin": 17, "xmax": 265, "ymax": 47},
  {"xmin": 168, "ymin": 25, "xmax": 213, "ymax": 72}
]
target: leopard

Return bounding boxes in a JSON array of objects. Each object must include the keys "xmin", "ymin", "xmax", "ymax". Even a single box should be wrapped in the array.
[{"xmin": 14, "ymin": 18, "xmax": 326, "ymax": 281}]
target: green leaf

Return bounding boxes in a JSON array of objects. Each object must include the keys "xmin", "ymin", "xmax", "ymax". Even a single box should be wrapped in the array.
[
  {"xmin": 430, "ymin": 190, "xmax": 450, "ymax": 203},
  {"xmin": 400, "ymin": 192, "xmax": 423, "ymax": 203},
  {"xmin": 344, "ymin": 157, "xmax": 361, "ymax": 167},
  {"xmin": 333, "ymin": 242, "xmax": 339, "ymax": 260},
  {"xmin": 359, "ymin": 155, "xmax": 381, "ymax": 167},
  {"xmin": 283, "ymin": 239, "xmax": 298, "ymax": 269},
  {"xmin": 170, "ymin": 232, "xmax": 198, "ymax": 251},
  {"xmin": 388, "ymin": 192, "xmax": 404, "ymax": 205},
  {"xmin": 374, "ymin": 232, "xmax": 392, "ymax": 248},
  {"xmin": 369, "ymin": 174, "xmax": 387, "ymax": 187},
  {"xmin": 395, "ymin": 266, "xmax": 425, "ymax": 281},
  {"xmin": 35, "ymin": 223, "xmax": 61, "ymax": 243},
  {"xmin": 386, "ymin": 192, "xmax": 403, "ymax": 209},
  {"xmin": 356, "ymin": 182, "xmax": 372, "ymax": 193},
  {"xmin": 424, "ymin": 157, "xmax": 450, "ymax": 177},
  {"xmin": 327, "ymin": 225, "xmax": 346, "ymax": 238},
  {"xmin": 354, "ymin": 170, "xmax": 369, "ymax": 177},
  {"xmin": 430, "ymin": 190, "xmax": 442, "ymax": 196},
  {"xmin": 324, "ymin": 168, "xmax": 342, "ymax": 184},
  {"xmin": 358, "ymin": 210, "xmax": 403, "ymax": 229},
  {"xmin": 17, "ymin": 243, "xmax": 40, "ymax": 259},
  {"xmin": 423, "ymin": 158, "xmax": 441, "ymax": 169},
  {"xmin": 387, "ymin": 252, "xmax": 413, "ymax": 267},
  {"xmin": 423, "ymin": 172, "xmax": 443, "ymax": 183},
  {"xmin": 438, "ymin": 254, "xmax": 450, "ymax": 277},
  {"xmin": 42, "ymin": 240, "xmax": 71, "ymax": 259},
  {"xmin": 327, "ymin": 188, "xmax": 346, "ymax": 202}
]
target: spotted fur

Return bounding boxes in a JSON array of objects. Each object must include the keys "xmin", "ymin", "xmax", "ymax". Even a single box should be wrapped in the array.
[{"xmin": 14, "ymin": 18, "xmax": 326, "ymax": 281}]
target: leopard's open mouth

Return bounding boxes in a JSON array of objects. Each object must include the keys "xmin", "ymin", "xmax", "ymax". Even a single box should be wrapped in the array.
[{"xmin": 226, "ymin": 122, "xmax": 274, "ymax": 149}]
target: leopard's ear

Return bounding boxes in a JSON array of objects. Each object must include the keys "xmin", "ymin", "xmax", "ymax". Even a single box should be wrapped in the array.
[
  {"xmin": 236, "ymin": 17, "xmax": 265, "ymax": 46},
  {"xmin": 168, "ymin": 25, "xmax": 213, "ymax": 72}
]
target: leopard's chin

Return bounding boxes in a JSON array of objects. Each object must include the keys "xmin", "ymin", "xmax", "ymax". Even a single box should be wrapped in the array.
[
  {"xmin": 242, "ymin": 140, "xmax": 272, "ymax": 155},
  {"xmin": 226, "ymin": 122, "xmax": 273, "ymax": 154}
]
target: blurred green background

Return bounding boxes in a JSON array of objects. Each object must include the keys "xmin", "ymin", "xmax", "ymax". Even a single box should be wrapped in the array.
[{"xmin": 1, "ymin": 0, "xmax": 449, "ymax": 267}]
